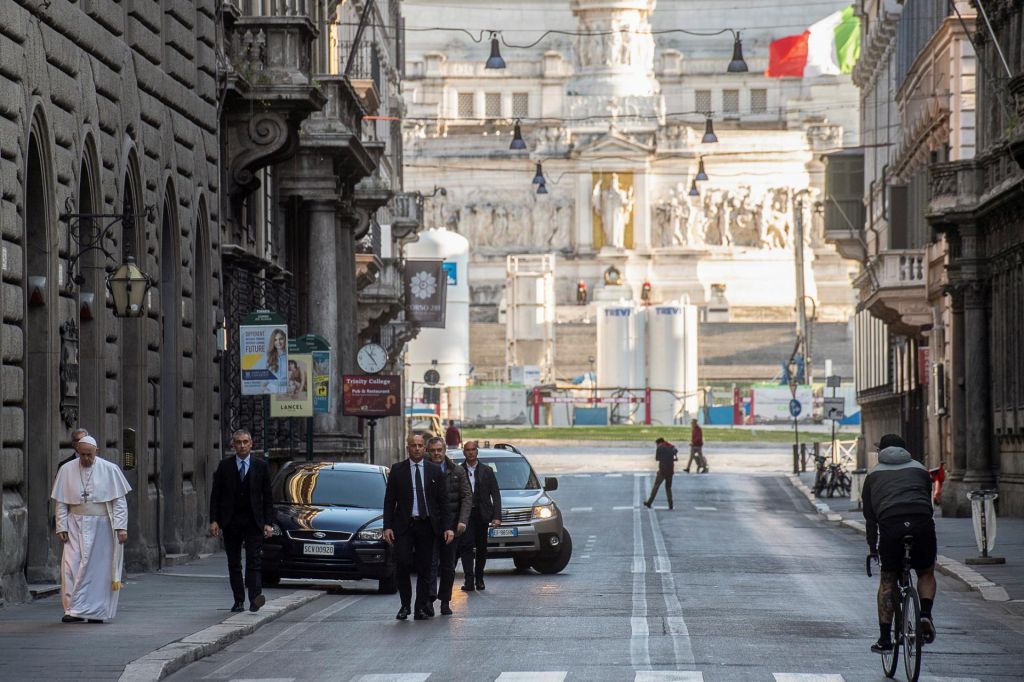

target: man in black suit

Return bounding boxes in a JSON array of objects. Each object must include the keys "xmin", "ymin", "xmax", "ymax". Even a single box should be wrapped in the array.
[
  {"xmin": 209, "ymin": 429, "xmax": 274, "ymax": 613},
  {"xmin": 383, "ymin": 434, "xmax": 454, "ymax": 621},
  {"xmin": 459, "ymin": 440, "xmax": 502, "ymax": 591}
]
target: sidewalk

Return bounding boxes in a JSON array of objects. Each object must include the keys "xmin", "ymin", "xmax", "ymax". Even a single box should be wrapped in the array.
[
  {"xmin": 0, "ymin": 553, "xmax": 325, "ymax": 682},
  {"xmin": 793, "ymin": 470, "xmax": 1024, "ymax": 605}
]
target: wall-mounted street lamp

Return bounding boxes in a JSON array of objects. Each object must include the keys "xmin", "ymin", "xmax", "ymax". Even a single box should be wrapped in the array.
[{"xmin": 59, "ymin": 197, "xmax": 155, "ymax": 318}]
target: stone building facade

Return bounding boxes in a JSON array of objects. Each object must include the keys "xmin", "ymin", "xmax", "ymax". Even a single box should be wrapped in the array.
[{"xmin": 0, "ymin": 0, "xmax": 419, "ymax": 605}]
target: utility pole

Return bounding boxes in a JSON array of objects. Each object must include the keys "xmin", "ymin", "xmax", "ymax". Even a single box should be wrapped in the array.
[{"xmin": 794, "ymin": 196, "xmax": 810, "ymax": 385}]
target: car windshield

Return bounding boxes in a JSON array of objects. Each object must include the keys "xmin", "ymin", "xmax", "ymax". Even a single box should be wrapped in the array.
[
  {"xmin": 480, "ymin": 457, "xmax": 540, "ymax": 490},
  {"xmin": 410, "ymin": 418, "xmax": 435, "ymax": 432},
  {"xmin": 276, "ymin": 468, "xmax": 385, "ymax": 508}
]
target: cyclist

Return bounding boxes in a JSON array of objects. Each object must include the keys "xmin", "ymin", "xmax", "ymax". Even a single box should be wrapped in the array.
[{"xmin": 862, "ymin": 433, "xmax": 937, "ymax": 653}]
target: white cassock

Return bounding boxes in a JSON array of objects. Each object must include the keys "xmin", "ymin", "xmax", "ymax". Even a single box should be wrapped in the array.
[{"xmin": 51, "ymin": 456, "xmax": 131, "ymax": 621}]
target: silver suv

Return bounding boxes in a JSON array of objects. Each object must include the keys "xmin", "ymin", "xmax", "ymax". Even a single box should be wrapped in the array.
[{"xmin": 450, "ymin": 443, "xmax": 572, "ymax": 574}]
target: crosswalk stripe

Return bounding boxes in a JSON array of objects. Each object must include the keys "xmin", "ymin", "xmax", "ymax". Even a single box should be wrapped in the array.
[
  {"xmin": 773, "ymin": 675, "xmax": 844, "ymax": 682},
  {"xmin": 920, "ymin": 678, "xmax": 983, "ymax": 682},
  {"xmin": 494, "ymin": 674, "xmax": 567, "ymax": 681},
  {"xmin": 350, "ymin": 676, "xmax": 431, "ymax": 682},
  {"xmin": 614, "ymin": 505, "xmax": 636, "ymax": 510},
  {"xmin": 634, "ymin": 673, "xmax": 704, "ymax": 681},
  {"xmin": 694, "ymin": 506, "xmax": 717, "ymax": 511},
  {"xmin": 606, "ymin": 473, "xmax": 624, "ymax": 477},
  {"xmin": 569, "ymin": 506, "xmax": 593, "ymax": 512}
]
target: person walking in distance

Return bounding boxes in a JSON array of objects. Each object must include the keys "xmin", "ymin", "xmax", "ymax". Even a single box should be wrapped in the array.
[
  {"xmin": 460, "ymin": 440, "xmax": 502, "ymax": 591},
  {"xmin": 685, "ymin": 419, "xmax": 709, "ymax": 473},
  {"xmin": 426, "ymin": 437, "xmax": 471, "ymax": 615},
  {"xmin": 209, "ymin": 430, "xmax": 274, "ymax": 613},
  {"xmin": 644, "ymin": 437, "xmax": 678, "ymax": 510},
  {"xmin": 382, "ymin": 434, "xmax": 454, "ymax": 621},
  {"xmin": 445, "ymin": 420, "xmax": 462, "ymax": 448},
  {"xmin": 862, "ymin": 433, "xmax": 938, "ymax": 652}
]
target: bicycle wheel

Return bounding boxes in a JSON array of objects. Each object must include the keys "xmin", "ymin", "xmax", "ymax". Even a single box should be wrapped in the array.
[
  {"xmin": 903, "ymin": 586, "xmax": 923, "ymax": 682},
  {"xmin": 881, "ymin": 615, "xmax": 900, "ymax": 679}
]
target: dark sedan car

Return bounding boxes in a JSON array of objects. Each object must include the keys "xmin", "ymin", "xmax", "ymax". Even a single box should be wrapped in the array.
[{"xmin": 262, "ymin": 462, "xmax": 396, "ymax": 593}]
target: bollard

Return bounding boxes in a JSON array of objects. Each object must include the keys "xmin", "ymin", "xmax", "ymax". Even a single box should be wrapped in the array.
[
  {"xmin": 792, "ymin": 444, "xmax": 799, "ymax": 474},
  {"xmin": 965, "ymin": 489, "xmax": 1006, "ymax": 565},
  {"xmin": 802, "ymin": 443, "xmax": 810, "ymax": 472},
  {"xmin": 851, "ymin": 469, "xmax": 867, "ymax": 510}
]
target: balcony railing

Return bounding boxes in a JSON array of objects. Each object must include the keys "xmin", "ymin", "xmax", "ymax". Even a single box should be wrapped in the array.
[
  {"xmin": 875, "ymin": 250, "xmax": 926, "ymax": 289},
  {"xmin": 928, "ymin": 159, "xmax": 979, "ymax": 217}
]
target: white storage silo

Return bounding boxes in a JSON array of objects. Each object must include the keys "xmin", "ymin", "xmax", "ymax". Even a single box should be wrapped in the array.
[
  {"xmin": 597, "ymin": 303, "xmax": 645, "ymax": 423},
  {"xmin": 645, "ymin": 302, "xmax": 699, "ymax": 424},
  {"xmin": 405, "ymin": 228, "xmax": 471, "ymax": 418}
]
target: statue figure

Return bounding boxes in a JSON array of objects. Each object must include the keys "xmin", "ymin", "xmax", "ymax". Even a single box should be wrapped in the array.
[
  {"xmin": 760, "ymin": 188, "xmax": 792, "ymax": 249},
  {"xmin": 700, "ymin": 189, "xmax": 731, "ymax": 246},
  {"xmin": 728, "ymin": 186, "xmax": 760, "ymax": 246},
  {"xmin": 592, "ymin": 173, "xmax": 635, "ymax": 249}
]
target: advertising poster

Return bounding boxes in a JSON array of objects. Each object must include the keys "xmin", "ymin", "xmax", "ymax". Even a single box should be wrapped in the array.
[
  {"xmin": 312, "ymin": 349, "xmax": 331, "ymax": 414},
  {"xmin": 239, "ymin": 311, "xmax": 288, "ymax": 395},
  {"xmin": 342, "ymin": 375, "xmax": 402, "ymax": 418},
  {"xmin": 271, "ymin": 353, "xmax": 314, "ymax": 417},
  {"xmin": 404, "ymin": 259, "xmax": 448, "ymax": 328}
]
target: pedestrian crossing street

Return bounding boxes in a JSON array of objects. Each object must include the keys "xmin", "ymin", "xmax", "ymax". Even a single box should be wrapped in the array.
[{"xmin": 229, "ymin": 673, "xmax": 982, "ymax": 682}]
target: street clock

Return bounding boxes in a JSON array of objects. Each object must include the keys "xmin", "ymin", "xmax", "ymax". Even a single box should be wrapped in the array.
[{"xmin": 356, "ymin": 342, "xmax": 388, "ymax": 374}]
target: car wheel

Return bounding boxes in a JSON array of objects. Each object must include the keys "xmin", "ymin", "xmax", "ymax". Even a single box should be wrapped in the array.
[
  {"xmin": 263, "ymin": 573, "xmax": 281, "ymax": 587},
  {"xmin": 513, "ymin": 555, "xmax": 533, "ymax": 573},
  {"xmin": 378, "ymin": 574, "xmax": 398, "ymax": 594},
  {"xmin": 531, "ymin": 528, "xmax": 572, "ymax": 575}
]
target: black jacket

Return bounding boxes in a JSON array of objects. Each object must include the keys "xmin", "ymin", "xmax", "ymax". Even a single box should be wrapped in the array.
[
  {"xmin": 383, "ymin": 458, "xmax": 453, "ymax": 537},
  {"xmin": 462, "ymin": 461, "xmax": 502, "ymax": 523},
  {"xmin": 655, "ymin": 442, "xmax": 678, "ymax": 474},
  {"xmin": 439, "ymin": 456, "xmax": 472, "ymax": 528},
  {"xmin": 862, "ymin": 446, "xmax": 933, "ymax": 547},
  {"xmin": 210, "ymin": 455, "xmax": 274, "ymax": 530}
]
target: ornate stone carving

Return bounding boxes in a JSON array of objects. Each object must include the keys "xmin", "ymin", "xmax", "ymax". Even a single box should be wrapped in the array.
[
  {"xmin": 424, "ymin": 190, "xmax": 574, "ymax": 253},
  {"xmin": 226, "ymin": 111, "xmax": 302, "ymax": 199},
  {"xmin": 592, "ymin": 173, "xmax": 635, "ymax": 249}
]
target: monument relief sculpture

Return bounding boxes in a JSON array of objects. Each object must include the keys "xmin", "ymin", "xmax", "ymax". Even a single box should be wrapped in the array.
[{"xmin": 592, "ymin": 173, "xmax": 635, "ymax": 249}]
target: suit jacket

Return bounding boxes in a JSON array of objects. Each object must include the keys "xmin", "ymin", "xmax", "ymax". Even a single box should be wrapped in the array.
[
  {"xmin": 383, "ymin": 458, "xmax": 453, "ymax": 537},
  {"xmin": 209, "ymin": 455, "xmax": 274, "ymax": 530},
  {"xmin": 462, "ymin": 461, "xmax": 502, "ymax": 523}
]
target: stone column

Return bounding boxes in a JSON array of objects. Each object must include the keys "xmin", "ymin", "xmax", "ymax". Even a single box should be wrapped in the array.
[
  {"xmin": 942, "ymin": 284, "xmax": 970, "ymax": 516},
  {"xmin": 962, "ymin": 278, "xmax": 996, "ymax": 489},
  {"xmin": 306, "ymin": 199, "xmax": 342, "ymax": 435},
  {"xmin": 632, "ymin": 171, "xmax": 651, "ymax": 250}
]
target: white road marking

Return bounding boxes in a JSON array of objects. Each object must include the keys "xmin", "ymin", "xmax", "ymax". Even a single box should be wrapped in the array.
[
  {"xmin": 634, "ymin": 673, "xmax": 704, "ymax": 681},
  {"xmin": 631, "ymin": 474, "xmax": 650, "ymax": 670},
  {"xmin": 647, "ymin": 501, "xmax": 696, "ymax": 667},
  {"xmin": 229, "ymin": 679, "xmax": 296, "ymax": 682},
  {"xmin": 569, "ymin": 506, "xmax": 594, "ymax": 512},
  {"xmin": 773, "ymin": 675, "xmax": 845, "ymax": 682},
  {"xmin": 614, "ymin": 505, "xmax": 636, "ymax": 510},
  {"xmin": 919, "ymin": 678, "xmax": 983, "ymax": 682},
  {"xmin": 580, "ymin": 555, "xmax": 591, "ymax": 559},
  {"xmin": 606, "ymin": 473, "xmax": 624, "ymax": 477},
  {"xmin": 573, "ymin": 474, "xmax": 592, "ymax": 477},
  {"xmin": 351, "ymin": 676, "xmax": 431, "ymax": 682},
  {"xmin": 495, "ymin": 674, "xmax": 567, "ymax": 681},
  {"xmin": 694, "ymin": 506, "xmax": 717, "ymax": 511}
]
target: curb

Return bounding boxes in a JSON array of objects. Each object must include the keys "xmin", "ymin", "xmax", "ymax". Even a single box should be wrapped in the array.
[
  {"xmin": 117, "ymin": 589, "xmax": 325, "ymax": 681},
  {"xmin": 784, "ymin": 475, "xmax": 1010, "ymax": 603}
]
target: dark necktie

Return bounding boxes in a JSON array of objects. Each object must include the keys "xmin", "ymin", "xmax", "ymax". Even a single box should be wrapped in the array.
[{"xmin": 414, "ymin": 463, "xmax": 428, "ymax": 517}]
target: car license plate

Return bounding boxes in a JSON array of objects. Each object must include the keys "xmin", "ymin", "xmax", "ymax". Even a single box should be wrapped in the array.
[
  {"xmin": 303, "ymin": 543, "xmax": 334, "ymax": 556},
  {"xmin": 488, "ymin": 527, "xmax": 518, "ymax": 538}
]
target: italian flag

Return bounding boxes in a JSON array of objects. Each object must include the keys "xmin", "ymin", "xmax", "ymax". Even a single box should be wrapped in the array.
[{"xmin": 765, "ymin": 5, "xmax": 860, "ymax": 78}]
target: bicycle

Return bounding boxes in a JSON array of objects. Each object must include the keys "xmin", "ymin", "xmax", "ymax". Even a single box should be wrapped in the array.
[
  {"xmin": 867, "ymin": 535, "xmax": 924, "ymax": 681},
  {"xmin": 812, "ymin": 455, "xmax": 852, "ymax": 498}
]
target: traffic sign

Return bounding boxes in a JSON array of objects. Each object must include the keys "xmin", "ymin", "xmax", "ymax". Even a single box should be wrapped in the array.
[
  {"xmin": 788, "ymin": 399, "xmax": 802, "ymax": 418},
  {"xmin": 424, "ymin": 369, "xmax": 441, "ymax": 386},
  {"xmin": 826, "ymin": 375, "xmax": 842, "ymax": 388},
  {"xmin": 823, "ymin": 397, "xmax": 846, "ymax": 421}
]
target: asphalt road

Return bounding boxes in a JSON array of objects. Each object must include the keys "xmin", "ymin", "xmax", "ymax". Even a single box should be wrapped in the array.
[{"xmin": 169, "ymin": 448, "xmax": 1024, "ymax": 681}]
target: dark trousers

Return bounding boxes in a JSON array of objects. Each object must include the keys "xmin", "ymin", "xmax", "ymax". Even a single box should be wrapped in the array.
[
  {"xmin": 223, "ymin": 523, "xmax": 263, "ymax": 603},
  {"xmin": 395, "ymin": 518, "xmax": 436, "ymax": 610},
  {"xmin": 460, "ymin": 511, "xmax": 489, "ymax": 582},
  {"xmin": 430, "ymin": 537, "xmax": 459, "ymax": 601},
  {"xmin": 647, "ymin": 470, "xmax": 673, "ymax": 507}
]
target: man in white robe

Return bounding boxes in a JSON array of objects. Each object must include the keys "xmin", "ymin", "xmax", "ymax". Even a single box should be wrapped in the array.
[{"xmin": 51, "ymin": 436, "xmax": 131, "ymax": 623}]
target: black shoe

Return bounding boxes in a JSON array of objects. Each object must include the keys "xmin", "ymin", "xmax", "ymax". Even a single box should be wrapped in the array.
[
  {"xmin": 461, "ymin": 582, "xmax": 475, "ymax": 592},
  {"xmin": 230, "ymin": 601, "xmax": 245, "ymax": 613},
  {"xmin": 440, "ymin": 601, "xmax": 453, "ymax": 616},
  {"xmin": 870, "ymin": 639, "xmax": 893, "ymax": 654},
  {"xmin": 919, "ymin": 615, "xmax": 935, "ymax": 644},
  {"xmin": 422, "ymin": 602, "xmax": 435, "ymax": 617},
  {"xmin": 61, "ymin": 615, "xmax": 85, "ymax": 624},
  {"xmin": 668, "ymin": 504, "xmax": 674, "ymax": 510},
  {"xmin": 414, "ymin": 609, "xmax": 429, "ymax": 620},
  {"xmin": 87, "ymin": 619, "xmax": 103, "ymax": 624},
  {"xmin": 396, "ymin": 606, "xmax": 410, "ymax": 620},
  {"xmin": 249, "ymin": 594, "xmax": 266, "ymax": 612},
  {"xmin": 428, "ymin": 593, "xmax": 437, "ymax": 602},
  {"xmin": 643, "ymin": 501, "xmax": 652, "ymax": 509},
  {"xmin": 475, "ymin": 578, "xmax": 485, "ymax": 591}
]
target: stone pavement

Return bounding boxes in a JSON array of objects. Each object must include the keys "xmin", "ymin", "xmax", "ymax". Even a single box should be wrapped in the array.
[
  {"xmin": 0, "ymin": 553, "xmax": 326, "ymax": 682},
  {"xmin": 793, "ymin": 470, "xmax": 1024, "ymax": 606}
]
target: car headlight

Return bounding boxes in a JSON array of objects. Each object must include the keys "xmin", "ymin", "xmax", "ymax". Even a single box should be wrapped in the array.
[
  {"xmin": 357, "ymin": 520, "xmax": 384, "ymax": 541},
  {"xmin": 532, "ymin": 503, "xmax": 556, "ymax": 520}
]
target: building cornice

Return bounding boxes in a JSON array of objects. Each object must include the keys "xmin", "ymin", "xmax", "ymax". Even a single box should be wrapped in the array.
[{"xmin": 852, "ymin": 9, "xmax": 901, "ymax": 90}]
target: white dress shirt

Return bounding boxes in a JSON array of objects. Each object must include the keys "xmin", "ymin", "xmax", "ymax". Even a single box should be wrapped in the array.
[
  {"xmin": 410, "ymin": 459, "xmax": 428, "ymax": 517},
  {"xmin": 465, "ymin": 462, "xmax": 477, "ymax": 493}
]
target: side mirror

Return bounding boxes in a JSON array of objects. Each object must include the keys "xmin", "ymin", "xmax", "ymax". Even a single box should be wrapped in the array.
[{"xmin": 543, "ymin": 476, "xmax": 558, "ymax": 492}]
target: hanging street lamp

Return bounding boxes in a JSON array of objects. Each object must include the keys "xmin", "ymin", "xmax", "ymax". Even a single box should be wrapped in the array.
[
  {"xmin": 107, "ymin": 256, "xmax": 153, "ymax": 318},
  {"xmin": 485, "ymin": 32, "xmax": 506, "ymax": 69},
  {"xmin": 695, "ymin": 157, "xmax": 709, "ymax": 182},
  {"xmin": 727, "ymin": 31, "xmax": 749, "ymax": 73},
  {"xmin": 701, "ymin": 117, "xmax": 718, "ymax": 144},
  {"xmin": 510, "ymin": 119, "xmax": 527, "ymax": 150}
]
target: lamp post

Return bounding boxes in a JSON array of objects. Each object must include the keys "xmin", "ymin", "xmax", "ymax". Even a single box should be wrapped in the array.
[{"xmin": 107, "ymin": 256, "xmax": 154, "ymax": 318}]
